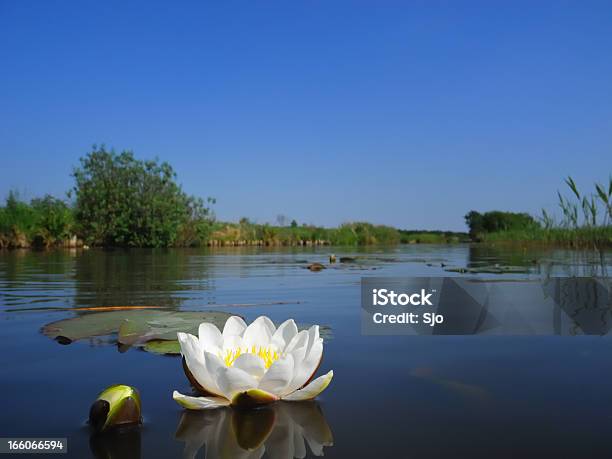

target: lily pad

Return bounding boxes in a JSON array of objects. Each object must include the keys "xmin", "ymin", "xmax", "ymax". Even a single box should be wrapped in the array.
[
  {"xmin": 42, "ymin": 310, "xmax": 233, "ymax": 344},
  {"xmin": 143, "ymin": 339, "xmax": 181, "ymax": 355},
  {"xmin": 444, "ymin": 265, "xmax": 530, "ymax": 275},
  {"xmin": 470, "ymin": 265, "xmax": 529, "ymax": 274},
  {"xmin": 42, "ymin": 310, "xmax": 333, "ymax": 355}
]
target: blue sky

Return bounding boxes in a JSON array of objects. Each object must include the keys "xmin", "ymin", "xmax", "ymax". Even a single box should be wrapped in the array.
[{"xmin": 1, "ymin": 1, "xmax": 611, "ymax": 231}]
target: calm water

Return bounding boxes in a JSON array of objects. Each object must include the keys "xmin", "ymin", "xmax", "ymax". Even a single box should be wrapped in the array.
[{"xmin": 1, "ymin": 244, "xmax": 612, "ymax": 458}]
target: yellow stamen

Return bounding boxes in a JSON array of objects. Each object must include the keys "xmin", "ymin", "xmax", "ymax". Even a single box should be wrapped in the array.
[{"xmin": 221, "ymin": 346, "xmax": 280, "ymax": 369}]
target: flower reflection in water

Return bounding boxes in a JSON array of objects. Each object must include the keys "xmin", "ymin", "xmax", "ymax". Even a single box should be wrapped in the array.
[{"xmin": 175, "ymin": 401, "xmax": 333, "ymax": 459}]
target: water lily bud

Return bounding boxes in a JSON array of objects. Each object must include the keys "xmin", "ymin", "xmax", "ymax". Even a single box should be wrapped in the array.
[{"xmin": 89, "ymin": 385, "xmax": 142, "ymax": 432}]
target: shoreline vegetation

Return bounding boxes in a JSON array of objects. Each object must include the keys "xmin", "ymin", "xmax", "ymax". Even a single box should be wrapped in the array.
[
  {"xmin": 465, "ymin": 176, "xmax": 612, "ymax": 249},
  {"xmin": 205, "ymin": 223, "xmax": 467, "ymax": 247},
  {"xmin": 0, "ymin": 205, "xmax": 468, "ymax": 249},
  {"xmin": 0, "ymin": 147, "xmax": 610, "ymax": 249}
]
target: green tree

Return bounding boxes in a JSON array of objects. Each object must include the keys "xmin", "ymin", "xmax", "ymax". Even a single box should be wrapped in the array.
[
  {"xmin": 464, "ymin": 211, "xmax": 484, "ymax": 239},
  {"xmin": 481, "ymin": 211, "xmax": 538, "ymax": 232},
  {"xmin": 465, "ymin": 210, "xmax": 538, "ymax": 239},
  {"xmin": 72, "ymin": 146, "xmax": 211, "ymax": 247}
]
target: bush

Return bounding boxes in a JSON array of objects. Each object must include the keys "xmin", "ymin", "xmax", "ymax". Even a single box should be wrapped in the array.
[
  {"xmin": 30, "ymin": 195, "xmax": 74, "ymax": 245},
  {"xmin": 0, "ymin": 191, "xmax": 74, "ymax": 248},
  {"xmin": 0, "ymin": 191, "xmax": 37, "ymax": 236},
  {"xmin": 464, "ymin": 210, "xmax": 539, "ymax": 239},
  {"xmin": 72, "ymin": 146, "xmax": 212, "ymax": 247}
]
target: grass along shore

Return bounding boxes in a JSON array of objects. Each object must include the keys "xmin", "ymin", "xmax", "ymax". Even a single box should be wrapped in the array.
[{"xmin": 477, "ymin": 226, "xmax": 612, "ymax": 248}]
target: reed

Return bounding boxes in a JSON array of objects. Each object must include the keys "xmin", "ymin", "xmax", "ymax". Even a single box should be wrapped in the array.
[{"xmin": 479, "ymin": 176, "xmax": 612, "ymax": 248}]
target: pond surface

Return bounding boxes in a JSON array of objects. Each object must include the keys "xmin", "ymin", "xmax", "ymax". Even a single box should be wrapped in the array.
[{"xmin": 1, "ymin": 244, "xmax": 612, "ymax": 458}]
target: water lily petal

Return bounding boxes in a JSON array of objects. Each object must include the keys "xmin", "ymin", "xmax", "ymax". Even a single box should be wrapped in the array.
[
  {"xmin": 270, "ymin": 319, "xmax": 298, "ymax": 351},
  {"xmin": 232, "ymin": 353, "xmax": 266, "ymax": 380},
  {"xmin": 173, "ymin": 391, "xmax": 230, "ymax": 410},
  {"xmin": 258, "ymin": 354, "xmax": 294, "ymax": 395},
  {"xmin": 260, "ymin": 316, "xmax": 276, "ymax": 335},
  {"xmin": 284, "ymin": 329, "xmax": 308, "ymax": 354},
  {"xmin": 282, "ymin": 370, "xmax": 333, "ymax": 401},
  {"xmin": 283, "ymin": 339, "xmax": 323, "ymax": 396},
  {"xmin": 222, "ymin": 334, "xmax": 243, "ymax": 353},
  {"xmin": 288, "ymin": 326, "xmax": 321, "ymax": 380},
  {"xmin": 288, "ymin": 339, "xmax": 309, "ymax": 367},
  {"xmin": 178, "ymin": 332, "xmax": 221, "ymax": 396},
  {"xmin": 177, "ymin": 332, "xmax": 200, "ymax": 358},
  {"xmin": 242, "ymin": 316, "xmax": 275, "ymax": 349},
  {"xmin": 198, "ymin": 323, "xmax": 223, "ymax": 353},
  {"xmin": 203, "ymin": 351, "xmax": 226, "ymax": 393},
  {"xmin": 223, "ymin": 316, "xmax": 247, "ymax": 339},
  {"xmin": 305, "ymin": 325, "xmax": 320, "ymax": 357},
  {"xmin": 216, "ymin": 366, "xmax": 259, "ymax": 399}
]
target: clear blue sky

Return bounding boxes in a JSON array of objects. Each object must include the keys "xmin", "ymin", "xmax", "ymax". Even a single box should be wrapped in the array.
[{"xmin": 1, "ymin": 1, "xmax": 611, "ymax": 231}]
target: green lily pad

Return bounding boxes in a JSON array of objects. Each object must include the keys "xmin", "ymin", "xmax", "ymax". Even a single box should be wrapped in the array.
[
  {"xmin": 42, "ymin": 310, "xmax": 333, "ymax": 356},
  {"xmin": 142, "ymin": 339, "xmax": 181, "ymax": 355},
  {"xmin": 117, "ymin": 318, "xmax": 150, "ymax": 346},
  {"xmin": 42, "ymin": 310, "xmax": 234, "ymax": 344}
]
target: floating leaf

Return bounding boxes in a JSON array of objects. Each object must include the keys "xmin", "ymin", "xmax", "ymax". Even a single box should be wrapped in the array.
[
  {"xmin": 42, "ymin": 310, "xmax": 332, "ymax": 356},
  {"xmin": 469, "ymin": 265, "xmax": 529, "ymax": 274},
  {"xmin": 143, "ymin": 339, "xmax": 181, "ymax": 355},
  {"xmin": 118, "ymin": 318, "xmax": 150, "ymax": 346},
  {"xmin": 6, "ymin": 305, "xmax": 168, "ymax": 313},
  {"xmin": 444, "ymin": 265, "xmax": 529, "ymax": 275},
  {"xmin": 42, "ymin": 310, "xmax": 234, "ymax": 343}
]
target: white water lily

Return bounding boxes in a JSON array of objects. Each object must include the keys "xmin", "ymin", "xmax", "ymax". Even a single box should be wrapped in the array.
[{"xmin": 173, "ymin": 316, "xmax": 333, "ymax": 409}]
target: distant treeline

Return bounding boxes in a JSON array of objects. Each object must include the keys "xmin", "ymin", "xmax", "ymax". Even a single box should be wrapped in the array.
[
  {"xmin": 464, "ymin": 211, "xmax": 538, "ymax": 239},
  {"xmin": 0, "ymin": 147, "xmax": 465, "ymax": 249},
  {"xmin": 398, "ymin": 230, "xmax": 468, "ymax": 244},
  {"xmin": 465, "ymin": 176, "xmax": 612, "ymax": 248},
  {"xmin": 207, "ymin": 221, "xmax": 467, "ymax": 246},
  {"xmin": 3, "ymin": 147, "xmax": 608, "ymax": 249}
]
